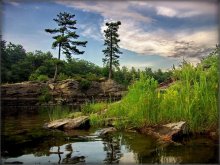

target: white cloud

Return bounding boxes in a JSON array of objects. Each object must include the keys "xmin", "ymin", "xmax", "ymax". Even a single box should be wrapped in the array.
[
  {"xmin": 57, "ymin": 0, "xmax": 218, "ymax": 63},
  {"xmin": 144, "ymin": 1, "xmax": 218, "ymax": 18},
  {"xmin": 79, "ymin": 24, "xmax": 102, "ymax": 41},
  {"xmin": 6, "ymin": 1, "xmax": 20, "ymax": 6},
  {"xmin": 156, "ymin": 6, "xmax": 177, "ymax": 17}
]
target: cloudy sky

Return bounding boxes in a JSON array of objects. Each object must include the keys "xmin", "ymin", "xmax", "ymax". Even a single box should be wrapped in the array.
[{"xmin": 2, "ymin": 0, "xmax": 219, "ymax": 70}]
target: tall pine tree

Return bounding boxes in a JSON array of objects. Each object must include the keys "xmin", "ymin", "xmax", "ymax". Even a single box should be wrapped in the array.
[
  {"xmin": 102, "ymin": 21, "xmax": 122, "ymax": 79},
  {"xmin": 45, "ymin": 12, "xmax": 87, "ymax": 82}
]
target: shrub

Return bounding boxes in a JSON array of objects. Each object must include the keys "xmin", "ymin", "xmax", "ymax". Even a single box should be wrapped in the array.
[
  {"xmin": 57, "ymin": 73, "xmax": 69, "ymax": 81},
  {"xmin": 38, "ymin": 87, "xmax": 52, "ymax": 103},
  {"xmin": 37, "ymin": 75, "xmax": 49, "ymax": 82},
  {"xmin": 79, "ymin": 79, "xmax": 91, "ymax": 90},
  {"xmin": 29, "ymin": 73, "xmax": 39, "ymax": 81}
]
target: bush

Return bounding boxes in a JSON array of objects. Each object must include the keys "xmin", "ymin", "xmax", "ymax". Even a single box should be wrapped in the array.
[
  {"xmin": 85, "ymin": 73, "xmax": 100, "ymax": 81},
  {"xmin": 79, "ymin": 79, "xmax": 91, "ymax": 90},
  {"xmin": 29, "ymin": 73, "xmax": 39, "ymax": 81},
  {"xmin": 57, "ymin": 73, "xmax": 69, "ymax": 81},
  {"xmin": 37, "ymin": 75, "xmax": 49, "ymax": 82},
  {"xmin": 38, "ymin": 87, "xmax": 52, "ymax": 103}
]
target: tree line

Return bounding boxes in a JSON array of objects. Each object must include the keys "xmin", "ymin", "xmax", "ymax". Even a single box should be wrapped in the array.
[
  {"xmin": 1, "ymin": 12, "xmax": 173, "ymax": 86},
  {"xmin": 1, "ymin": 40, "xmax": 172, "ymax": 86}
]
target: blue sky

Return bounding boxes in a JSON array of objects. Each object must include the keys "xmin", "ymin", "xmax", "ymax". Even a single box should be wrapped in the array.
[{"xmin": 2, "ymin": 0, "xmax": 219, "ymax": 70}]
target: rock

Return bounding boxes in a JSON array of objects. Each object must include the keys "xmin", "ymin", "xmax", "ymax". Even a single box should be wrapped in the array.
[
  {"xmin": 63, "ymin": 156, "xmax": 85, "ymax": 164},
  {"xmin": 64, "ymin": 116, "xmax": 90, "ymax": 129},
  {"xmin": 44, "ymin": 116, "xmax": 90, "ymax": 130},
  {"xmin": 4, "ymin": 161, "xmax": 23, "ymax": 164},
  {"xmin": 138, "ymin": 121, "xmax": 186, "ymax": 144},
  {"xmin": 1, "ymin": 79, "xmax": 125, "ymax": 106},
  {"xmin": 48, "ymin": 84, "xmax": 55, "ymax": 90},
  {"xmin": 44, "ymin": 119, "xmax": 70, "ymax": 129},
  {"xmin": 163, "ymin": 121, "xmax": 186, "ymax": 130},
  {"xmin": 98, "ymin": 127, "xmax": 116, "ymax": 136}
]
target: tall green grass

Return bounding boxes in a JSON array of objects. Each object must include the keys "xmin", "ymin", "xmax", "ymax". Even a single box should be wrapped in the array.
[
  {"xmin": 89, "ymin": 51, "xmax": 218, "ymax": 133},
  {"xmin": 47, "ymin": 106, "xmax": 72, "ymax": 121}
]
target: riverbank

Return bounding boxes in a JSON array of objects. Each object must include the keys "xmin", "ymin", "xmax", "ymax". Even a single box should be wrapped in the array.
[
  {"xmin": 43, "ymin": 59, "xmax": 219, "ymax": 140},
  {"xmin": 1, "ymin": 79, "xmax": 126, "ymax": 106}
]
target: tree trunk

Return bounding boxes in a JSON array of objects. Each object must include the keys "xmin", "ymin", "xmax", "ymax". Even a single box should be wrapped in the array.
[
  {"xmin": 53, "ymin": 64, "xmax": 58, "ymax": 82},
  {"xmin": 109, "ymin": 29, "xmax": 113, "ymax": 80},
  {"xmin": 53, "ymin": 43, "xmax": 61, "ymax": 82}
]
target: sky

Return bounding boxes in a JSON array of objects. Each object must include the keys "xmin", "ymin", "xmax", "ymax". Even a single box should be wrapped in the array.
[{"xmin": 2, "ymin": 0, "xmax": 219, "ymax": 71}]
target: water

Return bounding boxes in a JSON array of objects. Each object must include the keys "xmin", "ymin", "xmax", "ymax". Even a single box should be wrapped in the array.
[{"xmin": 1, "ymin": 106, "xmax": 219, "ymax": 164}]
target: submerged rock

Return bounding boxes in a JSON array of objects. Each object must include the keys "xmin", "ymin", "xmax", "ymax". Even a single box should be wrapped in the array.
[
  {"xmin": 44, "ymin": 116, "xmax": 90, "ymax": 130},
  {"xmin": 98, "ymin": 127, "xmax": 117, "ymax": 136},
  {"xmin": 4, "ymin": 161, "xmax": 23, "ymax": 164}
]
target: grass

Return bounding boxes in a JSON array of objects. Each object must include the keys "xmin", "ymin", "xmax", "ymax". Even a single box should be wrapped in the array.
[
  {"xmin": 47, "ymin": 106, "xmax": 71, "ymax": 121},
  {"xmin": 44, "ymin": 48, "xmax": 219, "ymax": 133},
  {"xmin": 81, "ymin": 102, "xmax": 108, "ymax": 114},
  {"xmin": 87, "ymin": 51, "xmax": 219, "ymax": 133},
  {"xmin": 47, "ymin": 106, "xmax": 84, "ymax": 122}
]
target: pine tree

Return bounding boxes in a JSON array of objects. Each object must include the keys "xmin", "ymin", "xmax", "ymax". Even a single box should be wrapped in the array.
[
  {"xmin": 45, "ymin": 12, "xmax": 87, "ymax": 82},
  {"xmin": 102, "ymin": 21, "xmax": 122, "ymax": 79}
]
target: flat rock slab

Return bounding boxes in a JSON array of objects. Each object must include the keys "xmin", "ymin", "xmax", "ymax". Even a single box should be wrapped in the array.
[
  {"xmin": 64, "ymin": 116, "xmax": 90, "ymax": 129},
  {"xmin": 44, "ymin": 116, "xmax": 90, "ymax": 130}
]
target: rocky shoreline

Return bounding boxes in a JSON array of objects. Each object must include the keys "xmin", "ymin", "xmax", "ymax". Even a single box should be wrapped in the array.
[{"xmin": 1, "ymin": 79, "xmax": 126, "ymax": 106}]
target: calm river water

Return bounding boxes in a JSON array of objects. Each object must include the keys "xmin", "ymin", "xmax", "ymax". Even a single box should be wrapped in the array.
[{"xmin": 1, "ymin": 106, "xmax": 219, "ymax": 164}]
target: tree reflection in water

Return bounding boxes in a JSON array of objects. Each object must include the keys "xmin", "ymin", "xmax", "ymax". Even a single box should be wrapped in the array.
[
  {"xmin": 62, "ymin": 143, "xmax": 85, "ymax": 164},
  {"xmin": 102, "ymin": 134, "xmax": 123, "ymax": 164}
]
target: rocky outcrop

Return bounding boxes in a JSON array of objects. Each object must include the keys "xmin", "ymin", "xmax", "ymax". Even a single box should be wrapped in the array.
[
  {"xmin": 44, "ymin": 116, "xmax": 90, "ymax": 130},
  {"xmin": 1, "ymin": 79, "xmax": 126, "ymax": 106}
]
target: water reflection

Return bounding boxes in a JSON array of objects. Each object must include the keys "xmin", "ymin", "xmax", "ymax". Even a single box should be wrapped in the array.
[
  {"xmin": 1, "ymin": 106, "xmax": 219, "ymax": 164},
  {"xmin": 102, "ymin": 135, "xmax": 122, "ymax": 163}
]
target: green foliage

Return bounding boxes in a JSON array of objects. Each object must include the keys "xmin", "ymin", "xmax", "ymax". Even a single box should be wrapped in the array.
[
  {"xmin": 29, "ymin": 73, "xmax": 49, "ymax": 82},
  {"xmin": 38, "ymin": 87, "xmax": 52, "ymax": 103},
  {"xmin": 57, "ymin": 73, "xmax": 69, "ymax": 81},
  {"xmin": 1, "ymin": 41, "xmax": 26, "ymax": 82},
  {"xmin": 112, "ymin": 66, "xmax": 173, "ymax": 87},
  {"xmin": 68, "ymin": 112, "xmax": 83, "ymax": 118},
  {"xmin": 79, "ymin": 79, "xmax": 92, "ymax": 91},
  {"xmin": 89, "ymin": 113, "xmax": 105, "ymax": 127},
  {"xmin": 107, "ymin": 74, "xmax": 159, "ymax": 129},
  {"xmin": 47, "ymin": 106, "xmax": 71, "ymax": 121},
  {"xmin": 45, "ymin": 12, "xmax": 87, "ymax": 81},
  {"xmin": 37, "ymin": 75, "xmax": 49, "ymax": 82},
  {"xmin": 102, "ymin": 21, "xmax": 122, "ymax": 79},
  {"xmin": 81, "ymin": 102, "xmax": 108, "ymax": 114},
  {"xmin": 87, "ymin": 50, "xmax": 218, "ymax": 133},
  {"xmin": 29, "ymin": 73, "xmax": 39, "ymax": 81}
]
